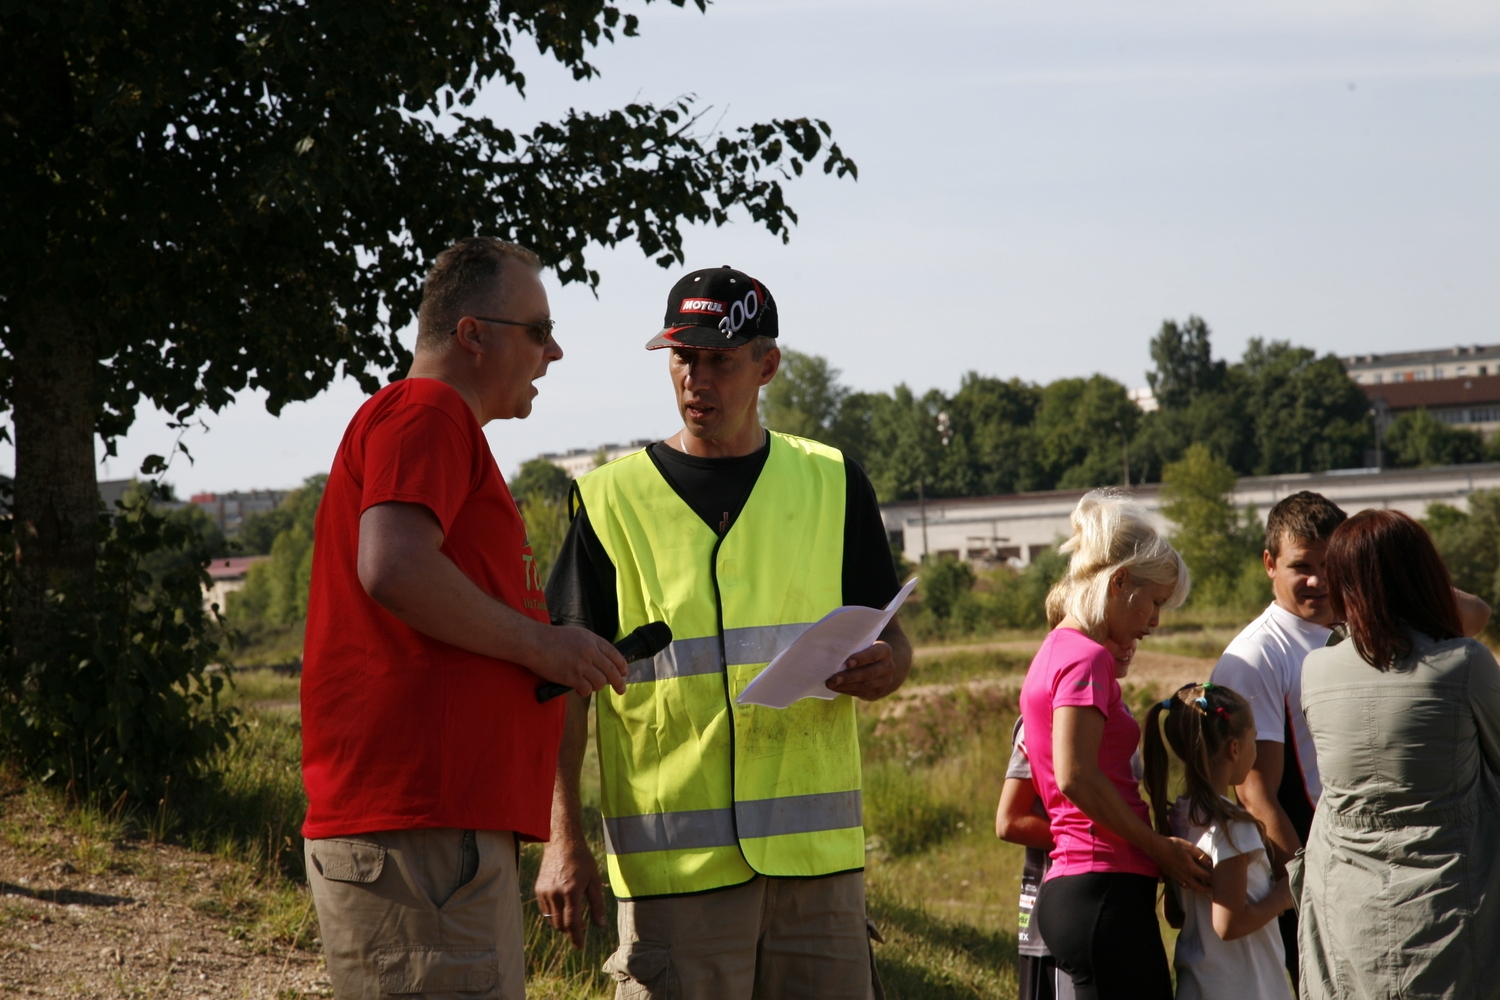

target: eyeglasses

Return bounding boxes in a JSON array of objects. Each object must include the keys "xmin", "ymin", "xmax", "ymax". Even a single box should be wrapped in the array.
[{"xmin": 449, "ymin": 315, "xmax": 555, "ymax": 346}]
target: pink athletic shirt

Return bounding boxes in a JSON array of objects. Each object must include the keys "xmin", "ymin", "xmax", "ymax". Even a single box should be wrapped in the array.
[{"xmin": 1018, "ymin": 627, "xmax": 1159, "ymax": 880}]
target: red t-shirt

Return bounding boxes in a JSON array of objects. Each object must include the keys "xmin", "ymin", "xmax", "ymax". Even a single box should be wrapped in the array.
[
  {"xmin": 300, "ymin": 378, "xmax": 563, "ymax": 841},
  {"xmin": 1018, "ymin": 627, "xmax": 1159, "ymax": 879}
]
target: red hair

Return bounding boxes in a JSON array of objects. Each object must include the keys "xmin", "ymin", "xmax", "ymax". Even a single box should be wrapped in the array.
[{"xmin": 1326, "ymin": 509, "xmax": 1461, "ymax": 669}]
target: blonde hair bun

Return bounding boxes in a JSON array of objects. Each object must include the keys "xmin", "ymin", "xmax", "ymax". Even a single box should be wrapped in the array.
[{"xmin": 1046, "ymin": 488, "xmax": 1190, "ymax": 632}]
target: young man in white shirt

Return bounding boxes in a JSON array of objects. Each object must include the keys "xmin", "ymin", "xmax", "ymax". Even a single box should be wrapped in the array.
[{"xmin": 1211, "ymin": 490, "xmax": 1490, "ymax": 988}]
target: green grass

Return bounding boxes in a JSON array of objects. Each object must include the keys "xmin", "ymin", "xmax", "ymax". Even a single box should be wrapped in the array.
[
  {"xmin": 906, "ymin": 648, "xmax": 1036, "ymax": 685},
  {"xmin": 221, "ymin": 665, "xmax": 302, "ymax": 706},
  {"xmin": 225, "ymin": 619, "xmax": 308, "ymax": 669}
]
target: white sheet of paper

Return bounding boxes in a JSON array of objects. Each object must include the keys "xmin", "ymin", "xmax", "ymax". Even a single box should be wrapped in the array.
[{"xmin": 736, "ymin": 577, "xmax": 917, "ymax": 709}]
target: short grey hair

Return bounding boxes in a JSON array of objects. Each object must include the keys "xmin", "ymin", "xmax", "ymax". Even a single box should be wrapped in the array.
[
  {"xmin": 416, "ymin": 237, "xmax": 542, "ymax": 353},
  {"xmin": 749, "ymin": 335, "xmax": 778, "ymax": 361}
]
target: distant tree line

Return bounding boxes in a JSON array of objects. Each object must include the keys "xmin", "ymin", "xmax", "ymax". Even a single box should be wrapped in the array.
[{"xmin": 762, "ymin": 317, "xmax": 1383, "ymax": 501}]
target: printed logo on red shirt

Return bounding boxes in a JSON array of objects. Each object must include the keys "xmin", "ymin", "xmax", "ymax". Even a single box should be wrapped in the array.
[{"xmin": 521, "ymin": 550, "xmax": 547, "ymax": 610}]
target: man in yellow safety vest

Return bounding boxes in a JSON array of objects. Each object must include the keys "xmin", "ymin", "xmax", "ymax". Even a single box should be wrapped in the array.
[{"xmin": 536, "ymin": 265, "xmax": 913, "ymax": 1000}]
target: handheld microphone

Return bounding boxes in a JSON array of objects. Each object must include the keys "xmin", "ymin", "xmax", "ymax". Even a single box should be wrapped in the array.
[{"xmin": 535, "ymin": 621, "xmax": 673, "ymax": 703}]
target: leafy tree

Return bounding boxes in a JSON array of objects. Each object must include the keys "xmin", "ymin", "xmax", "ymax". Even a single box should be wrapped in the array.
[
  {"xmin": 511, "ymin": 458, "xmax": 572, "ymax": 503},
  {"xmin": 1161, "ymin": 444, "xmax": 1262, "ymax": 607},
  {"xmin": 1135, "ymin": 323, "xmax": 1370, "ymax": 481},
  {"xmin": 1134, "ymin": 318, "xmax": 1249, "ymax": 479},
  {"xmin": 1147, "ymin": 316, "xmax": 1226, "ymax": 409},
  {"xmin": 236, "ymin": 507, "xmax": 287, "ymax": 558},
  {"xmin": 2, "ymin": 0, "xmax": 855, "ymax": 672},
  {"xmin": 1425, "ymin": 492, "xmax": 1500, "ymax": 622},
  {"xmin": 0, "ymin": 482, "xmax": 233, "ymax": 800},
  {"xmin": 821, "ymin": 389, "xmax": 882, "ymax": 472},
  {"xmin": 761, "ymin": 350, "xmax": 849, "ymax": 443},
  {"xmin": 1383, "ymin": 409, "xmax": 1486, "ymax": 468},
  {"xmin": 115, "ymin": 480, "xmax": 229, "ymax": 585},
  {"xmin": 1240, "ymin": 340, "xmax": 1370, "ymax": 475},
  {"xmin": 512, "ymin": 458, "xmax": 573, "ymax": 585},
  {"xmin": 936, "ymin": 374, "xmax": 1041, "ymax": 496},
  {"xmin": 1033, "ymin": 375, "xmax": 1139, "ymax": 490},
  {"xmin": 859, "ymin": 385, "xmax": 947, "ymax": 502}
]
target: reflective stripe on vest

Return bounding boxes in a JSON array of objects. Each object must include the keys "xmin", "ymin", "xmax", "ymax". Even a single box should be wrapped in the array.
[
  {"xmin": 603, "ymin": 790, "xmax": 864, "ymax": 855},
  {"xmin": 577, "ymin": 433, "xmax": 864, "ymax": 898},
  {"xmin": 626, "ymin": 624, "xmax": 815, "ymax": 684}
]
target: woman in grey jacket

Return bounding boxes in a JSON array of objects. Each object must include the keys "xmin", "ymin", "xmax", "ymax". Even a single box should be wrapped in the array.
[{"xmin": 1295, "ymin": 509, "xmax": 1500, "ymax": 1000}]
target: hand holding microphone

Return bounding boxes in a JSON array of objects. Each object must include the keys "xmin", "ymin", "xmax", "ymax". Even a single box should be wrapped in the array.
[{"xmin": 536, "ymin": 622, "xmax": 673, "ymax": 703}]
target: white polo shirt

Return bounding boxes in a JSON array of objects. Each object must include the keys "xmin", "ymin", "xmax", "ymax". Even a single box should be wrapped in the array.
[{"xmin": 1209, "ymin": 602, "xmax": 1331, "ymax": 806}]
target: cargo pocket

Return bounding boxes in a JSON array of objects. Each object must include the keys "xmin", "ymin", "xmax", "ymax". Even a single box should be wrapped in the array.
[
  {"xmin": 603, "ymin": 940, "xmax": 675, "ymax": 1000},
  {"xmin": 377, "ymin": 948, "xmax": 498, "ymax": 994},
  {"xmin": 310, "ymin": 838, "xmax": 386, "ymax": 884}
]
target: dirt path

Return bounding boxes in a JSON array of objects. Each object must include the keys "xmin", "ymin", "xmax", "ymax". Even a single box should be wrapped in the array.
[{"xmin": 0, "ymin": 791, "xmax": 325, "ymax": 998}]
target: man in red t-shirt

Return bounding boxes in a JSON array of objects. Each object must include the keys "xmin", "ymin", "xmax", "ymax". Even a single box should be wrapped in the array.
[{"xmin": 300, "ymin": 237, "xmax": 628, "ymax": 1000}]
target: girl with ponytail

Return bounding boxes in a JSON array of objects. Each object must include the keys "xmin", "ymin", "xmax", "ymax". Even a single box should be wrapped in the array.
[{"xmin": 1143, "ymin": 683, "xmax": 1294, "ymax": 1000}]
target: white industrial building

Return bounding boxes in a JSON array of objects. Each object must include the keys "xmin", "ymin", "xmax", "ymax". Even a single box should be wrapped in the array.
[
  {"xmin": 880, "ymin": 463, "xmax": 1500, "ymax": 567},
  {"xmin": 539, "ymin": 439, "xmax": 655, "ymax": 479}
]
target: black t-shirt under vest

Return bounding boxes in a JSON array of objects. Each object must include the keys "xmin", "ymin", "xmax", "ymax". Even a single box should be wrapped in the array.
[{"xmin": 545, "ymin": 435, "xmax": 901, "ymax": 640}]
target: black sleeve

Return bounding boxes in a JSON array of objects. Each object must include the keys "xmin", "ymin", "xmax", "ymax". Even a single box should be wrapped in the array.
[
  {"xmin": 842, "ymin": 458, "xmax": 902, "ymax": 609},
  {"xmin": 543, "ymin": 487, "xmax": 620, "ymax": 640}
]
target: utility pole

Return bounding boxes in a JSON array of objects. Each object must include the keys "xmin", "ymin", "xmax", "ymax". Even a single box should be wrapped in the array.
[
  {"xmin": 1371, "ymin": 397, "xmax": 1389, "ymax": 470},
  {"xmin": 918, "ymin": 475, "xmax": 929, "ymax": 563},
  {"xmin": 1115, "ymin": 420, "xmax": 1129, "ymax": 487}
]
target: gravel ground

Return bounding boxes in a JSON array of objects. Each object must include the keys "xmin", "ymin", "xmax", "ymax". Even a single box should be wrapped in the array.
[{"xmin": 0, "ymin": 792, "xmax": 326, "ymax": 999}]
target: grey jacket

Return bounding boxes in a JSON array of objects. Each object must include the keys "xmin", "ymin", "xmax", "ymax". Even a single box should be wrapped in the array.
[{"xmin": 1292, "ymin": 630, "xmax": 1500, "ymax": 1000}]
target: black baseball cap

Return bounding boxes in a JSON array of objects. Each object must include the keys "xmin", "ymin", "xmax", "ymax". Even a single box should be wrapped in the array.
[{"xmin": 645, "ymin": 265, "xmax": 778, "ymax": 351}]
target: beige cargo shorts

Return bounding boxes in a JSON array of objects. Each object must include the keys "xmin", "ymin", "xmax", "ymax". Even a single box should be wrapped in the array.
[
  {"xmin": 305, "ymin": 828, "xmax": 523, "ymax": 999},
  {"xmin": 603, "ymin": 871, "xmax": 884, "ymax": 1000}
]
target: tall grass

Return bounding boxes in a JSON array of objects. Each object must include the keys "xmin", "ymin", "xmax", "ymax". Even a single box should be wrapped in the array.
[{"xmin": 856, "ymin": 683, "xmax": 1027, "ymax": 998}]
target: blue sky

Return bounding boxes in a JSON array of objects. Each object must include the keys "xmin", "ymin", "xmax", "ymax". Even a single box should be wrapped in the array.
[{"xmin": 7, "ymin": 0, "xmax": 1498, "ymax": 493}]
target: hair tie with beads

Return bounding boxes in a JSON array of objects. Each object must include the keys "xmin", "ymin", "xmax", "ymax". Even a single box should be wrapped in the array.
[
  {"xmin": 1214, "ymin": 706, "xmax": 1231, "ymax": 721},
  {"xmin": 1195, "ymin": 696, "xmax": 1209, "ymax": 710},
  {"xmin": 1160, "ymin": 698, "xmax": 1173, "ymax": 709}
]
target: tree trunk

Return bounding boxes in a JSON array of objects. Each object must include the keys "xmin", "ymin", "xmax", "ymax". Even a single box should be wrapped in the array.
[{"xmin": 11, "ymin": 313, "xmax": 98, "ymax": 668}]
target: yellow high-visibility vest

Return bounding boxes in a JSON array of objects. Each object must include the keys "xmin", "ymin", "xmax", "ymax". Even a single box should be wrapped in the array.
[{"xmin": 576, "ymin": 432, "xmax": 864, "ymax": 899}]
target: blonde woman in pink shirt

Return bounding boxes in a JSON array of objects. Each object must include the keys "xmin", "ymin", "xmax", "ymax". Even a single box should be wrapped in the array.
[{"xmin": 1020, "ymin": 490, "xmax": 1211, "ymax": 1000}]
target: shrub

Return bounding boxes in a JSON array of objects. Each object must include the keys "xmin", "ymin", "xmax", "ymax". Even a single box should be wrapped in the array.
[
  {"xmin": 0, "ymin": 487, "xmax": 236, "ymax": 804},
  {"xmin": 1162, "ymin": 443, "xmax": 1264, "ymax": 609},
  {"xmin": 918, "ymin": 555, "xmax": 975, "ymax": 621},
  {"xmin": 1384, "ymin": 409, "xmax": 1486, "ymax": 468},
  {"xmin": 1425, "ymin": 492, "xmax": 1500, "ymax": 617}
]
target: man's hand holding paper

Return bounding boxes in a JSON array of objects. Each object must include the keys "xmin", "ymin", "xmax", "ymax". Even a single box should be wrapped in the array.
[
  {"xmin": 737, "ymin": 578, "xmax": 916, "ymax": 708},
  {"xmin": 825, "ymin": 633, "xmax": 907, "ymax": 700}
]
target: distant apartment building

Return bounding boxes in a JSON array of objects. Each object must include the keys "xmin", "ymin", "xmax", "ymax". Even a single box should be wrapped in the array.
[
  {"xmin": 190, "ymin": 490, "xmax": 289, "ymax": 534},
  {"xmin": 539, "ymin": 439, "xmax": 655, "ymax": 479},
  {"xmin": 1341, "ymin": 344, "xmax": 1500, "ymax": 385},
  {"xmin": 1361, "ymin": 374, "xmax": 1500, "ymax": 435},
  {"xmin": 204, "ymin": 555, "xmax": 271, "ymax": 611}
]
